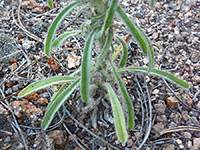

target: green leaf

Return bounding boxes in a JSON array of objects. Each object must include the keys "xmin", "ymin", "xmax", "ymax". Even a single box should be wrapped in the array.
[
  {"xmin": 45, "ymin": 0, "xmax": 84, "ymax": 56},
  {"xmin": 42, "ymin": 78, "xmax": 80, "ymax": 130},
  {"xmin": 46, "ymin": 69, "xmax": 80, "ymax": 111},
  {"xmin": 116, "ymin": 6, "xmax": 154, "ymax": 71},
  {"xmin": 97, "ymin": 0, "xmax": 119, "ymax": 38},
  {"xmin": 95, "ymin": 27, "xmax": 113, "ymax": 71},
  {"xmin": 109, "ymin": 61, "xmax": 134, "ymax": 129},
  {"xmin": 81, "ymin": 30, "xmax": 96, "ymax": 102},
  {"xmin": 48, "ymin": 0, "xmax": 54, "ymax": 9},
  {"xmin": 116, "ymin": 36, "xmax": 128, "ymax": 68},
  {"xmin": 18, "ymin": 76, "xmax": 76, "ymax": 97},
  {"xmin": 148, "ymin": 0, "xmax": 155, "ymax": 7},
  {"xmin": 105, "ymin": 83, "xmax": 128, "ymax": 143},
  {"xmin": 51, "ymin": 30, "xmax": 81, "ymax": 50},
  {"xmin": 118, "ymin": 67, "xmax": 190, "ymax": 90}
]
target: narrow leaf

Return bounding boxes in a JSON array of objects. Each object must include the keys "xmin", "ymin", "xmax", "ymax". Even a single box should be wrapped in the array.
[
  {"xmin": 105, "ymin": 83, "xmax": 128, "ymax": 143},
  {"xmin": 51, "ymin": 30, "xmax": 81, "ymax": 50},
  {"xmin": 109, "ymin": 61, "xmax": 134, "ymax": 129},
  {"xmin": 81, "ymin": 30, "xmax": 96, "ymax": 102},
  {"xmin": 97, "ymin": 0, "xmax": 118, "ymax": 38},
  {"xmin": 46, "ymin": 69, "xmax": 80, "ymax": 111},
  {"xmin": 116, "ymin": 6, "xmax": 154, "ymax": 70},
  {"xmin": 118, "ymin": 67, "xmax": 189, "ymax": 90},
  {"xmin": 18, "ymin": 76, "xmax": 76, "ymax": 97},
  {"xmin": 48, "ymin": 0, "xmax": 54, "ymax": 9},
  {"xmin": 116, "ymin": 36, "xmax": 128, "ymax": 68},
  {"xmin": 95, "ymin": 28, "xmax": 113, "ymax": 71},
  {"xmin": 45, "ymin": 0, "xmax": 84, "ymax": 56},
  {"xmin": 42, "ymin": 78, "xmax": 80, "ymax": 130}
]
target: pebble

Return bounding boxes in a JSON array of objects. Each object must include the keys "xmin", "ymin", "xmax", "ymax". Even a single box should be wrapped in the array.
[
  {"xmin": 156, "ymin": 115, "xmax": 167, "ymax": 123},
  {"xmin": 49, "ymin": 130, "xmax": 66, "ymax": 146},
  {"xmin": 183, "ymin": 132, "xmax": 192, "ymax": 139},
  {"xmin": 166, "ymin": 96, "xmax": 179, "ymax": 109},
  {"xmin": 193, "ymin": 138, "xmax": 200, "ymax": 150},
  {"xmin": 0, "ymin": 104, "xmax": 8, "ymax": 115},
  {"xmin": 154, "ymin": 101, "xmax": 166, "ymax": 114},
  {"xmin": 152, "ymin": 32, "xmax": 159, "ymax": 40},
  {"xmin": 191, "ymin": 52, "xmax": 200, "ymax": 63}
]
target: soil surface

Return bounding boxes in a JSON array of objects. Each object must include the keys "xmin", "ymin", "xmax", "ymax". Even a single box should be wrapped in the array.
[{"xmin": 0, "ymin": 0, "xmax": 200, "ymax": 150}]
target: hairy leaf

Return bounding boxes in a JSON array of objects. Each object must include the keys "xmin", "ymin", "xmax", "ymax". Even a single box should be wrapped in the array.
[
  {"xmin": 52, "ymin": 30, "xmax": 81, "ymax": 50},
  {"xmin": 45, "ymin": 0, "xmax": 84, "ymax": 56},
  {"xmin": 81, "ymin": 30, "xmax": 96, "ymax": 102},
  {"xmin": 95, "ymin": 28, "xmax": 113, "ymax": 71},
  {"xmin": 42, "ymin": 78, "xmax": 80, "ymax": 130},
  {"xmin": 105, "ymin": 83, "xmax": 128, "ymax": 143},
  {"xmin": 116, "ymin": 36, "xmax": 128, "ymax": 68},
  {"xmin": 18, "ymin": 76, "xmax": 76, "ymax": 97},
  {"xmin": 110, "ymin": 61, "xmax": 134, "ymax": 129},
  {"xmin": 116, "ymin": 6, "xmax": 154, "ymax": 70},
  {"xmin": 97, "ymin": 0, "xmax": 118, "ymax": 38},
  {"xmin": 118, "ymin": 67, "xmax": 189, "ymax": 90}
]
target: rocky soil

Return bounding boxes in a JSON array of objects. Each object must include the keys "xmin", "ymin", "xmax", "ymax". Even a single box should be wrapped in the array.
[{"xmin": 0, "ymin": 0, "xmax": 199, "ymax": 150}]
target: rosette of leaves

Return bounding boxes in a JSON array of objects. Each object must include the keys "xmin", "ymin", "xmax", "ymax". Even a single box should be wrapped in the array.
[{"xmin": 18, "ymin": 0, "xmax": 189, "ymax": 143}]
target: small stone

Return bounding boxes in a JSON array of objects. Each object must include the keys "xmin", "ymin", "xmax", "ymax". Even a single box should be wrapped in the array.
[
  {"xmin": 179, "ymin": 144, "xmax": 184, "ymax": 149},
  {"xmin": 166, "ymin": 96, "xmax": 179, "ymax": 109},
  {"xmin": 154, "ymin": 101, "xmax": 166, "ymax": 114},
  {"xmin": 152, "ymin": 122, "xmax": 164, "ymax": 133},
  {"xmin": 182, "ymin": 111, "xmax": 190, "ymax": 121},
  {"xmin": 176, "ymin": 139, "xmax": 182, "ymax": 145},
  {"xmin": 24, "ymin": 93, "xmax": 48, "ymax": 105},
  {"xmin": 135, "ymin": 12, "xmax": 143, "ymax": 18},
  {"xmin": 47, "ymin": 58, "xmax": 60, "ymax": 72},
  {"xmin": 174, "ymin": 27, "xmax": 180, "ymax": 34},
  {"xmin": 191, "ymin": 52, "xmax": 200, "ymax": 63},
  {"xmin": 127, "ymin": 138, "xmax": 133, "ymax": 147},
  {"xmin": 74, "ymin": 147, "xmax": 82, "ymax": 150},
  {"xmin": 49, "ymin": 130, "xmax": 66, "ymax": 146},
  {"xmin": 152, "ymin": 89, "xmax": 159, "ymax": 95},
  {"xmin": 66, "ymin": 52, "xmax": 81, "ymax": 69},
  {"xmin": 32, "ymin": 7, "xmax": 44, "ymax": 14},
  {"xmin": 187, "ymin": 141, "xmax": 192, "ymax": 148},
  {"xmin": 193, "ymin": 138, "xmax": 200, "ymax": 149},
  {"xmin": 165, "ymin": 144, "xmax": 175, "ymax": 150},
  {"xmin": 156, "ymin": 115, "xmax": 167, "ymax": 122},
  {"xmin": 189, "ymin": 111, "xmax": 199, "ymax": 117},
  {"xmin": 183, "ymin": 132, "xmax": 192, "ymax": 139},
  {"xmin": 152, "ymin": 32, "xmax": 159, "ymax": 40}
]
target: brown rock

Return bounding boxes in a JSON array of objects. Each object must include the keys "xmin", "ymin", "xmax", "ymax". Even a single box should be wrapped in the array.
[
  {"xmin": 49, "ymin": 130, "xmax": 66, "ymax": 146},
  {"xmin": 9, "ymin": 101, "xmax": 43, "ymax": 118},
  {"xmin": 166, "ymin": 96, "xmax": 179, "ymax": 109},
  {"xmin": 47, "ymin": 58, "xmax": 60, "ymax": 72},
  {"xmin": 152, "ymin": 122, "xmax": 164, "ymax": 133},
  {"xmin": 74, "ymin": 147, "xmax": 82, "ymax": 150},
  {"xmin": 8, "ymin": 59, "xmax": 17, "ymax": 63},
  {"xmin": 24, "ymin": 93, "xmax": 48, "ymax": 105},
  {"xmin": 127, "ymin": 138, "xmax": 133, "ymax": 147}
]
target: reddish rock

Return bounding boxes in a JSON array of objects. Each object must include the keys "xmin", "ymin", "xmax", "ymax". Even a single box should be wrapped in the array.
[
  {"xmin": 47, "ymin": 58, "xmax": 60, "ymax": 72},
  {"xmin": 49, "ymin": 130, "xmax": 66, "ymax": 146},
  {"xmin": 9, "ymin": 101, "xmax": 43, "ymax": 118},
  {"xmin": 31, "ymin": 7, "xmax": 45, "ymax": 14},
  {"xmin": 8, "ymin": 59, "xmax": 17, "ymax": 63},
  {"xmin": 24, "ymin": 93, "xmax": 48, "ymax": 105}
]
